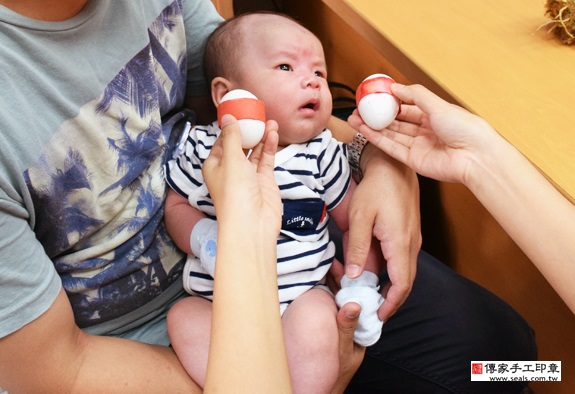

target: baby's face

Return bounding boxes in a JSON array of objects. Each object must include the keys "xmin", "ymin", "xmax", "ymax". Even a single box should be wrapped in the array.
[{"xmin": 232, "ymin": 15, "xmax": 332, "ymax": 147}]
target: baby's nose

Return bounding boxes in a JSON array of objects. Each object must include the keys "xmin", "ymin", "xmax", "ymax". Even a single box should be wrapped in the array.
[{"xmin": 303, "ymin": 74, "xmax": 320, "ymax": 88}]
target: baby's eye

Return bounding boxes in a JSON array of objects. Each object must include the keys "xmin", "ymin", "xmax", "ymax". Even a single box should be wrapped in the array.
[
  {"xmin": 278, "ymin": 64, "xmax": 292, "ymax": 71},
  {"xmin": 314, "ymin": 71, "xmax": 326, "ymax": 78}
]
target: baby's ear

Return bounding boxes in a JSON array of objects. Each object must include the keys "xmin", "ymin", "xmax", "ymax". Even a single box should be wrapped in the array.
[{"xmin": 211, "ymin": 77, "xmax": 233, "ymax": 107}]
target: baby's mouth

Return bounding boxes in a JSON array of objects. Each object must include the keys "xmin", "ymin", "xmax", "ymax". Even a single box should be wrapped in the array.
[{"xmin": 301, "ymin": 99, "xmax": 319, "ymax": 111}]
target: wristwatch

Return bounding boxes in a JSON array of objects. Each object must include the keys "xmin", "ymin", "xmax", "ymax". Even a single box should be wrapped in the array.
[{"xmin": 347, "ymin": 132, "xmax": 369, "ymax": 181}]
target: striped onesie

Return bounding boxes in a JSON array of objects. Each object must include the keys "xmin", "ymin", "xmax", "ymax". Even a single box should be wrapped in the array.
[{"xmin": 165, "ymin": 121, "xmax": 351, "ymax": 314}]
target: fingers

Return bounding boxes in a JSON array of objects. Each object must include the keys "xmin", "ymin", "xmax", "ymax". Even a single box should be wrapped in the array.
[
  {"xmin": 348, "ymin": 98, "xmax": 427, "ymax": 167},
  {"xmin": 250, "ymin": 120, "xmax": 279, "ymax": 175},
  {"xmin": 377, "ymin": 279, "xmax": 411, "ymax": 321},
  {"xmin": 393, "ymin": 103, "xmax": 426, "ymax": 126},
  {"xmin": 344, "ymin": 214, "xmax": 372, "ymax": 279},
  {"xmin": 376, "ymin": 241, "xmax": 417, "ymax": 321},
  {"xmin": 349, "ymin": 105, "xmax": 416, "ymax": 146},
  {"xmin": 346, "ymin": 109, "xmax": 364, "ymax": 131},
  {"xmin": 348, "ymin": 124, "xmax": 413, "ymax": 174},
  {"xmin": 391, "ymin": 83, "xmax": 450, "ymax": 117}
]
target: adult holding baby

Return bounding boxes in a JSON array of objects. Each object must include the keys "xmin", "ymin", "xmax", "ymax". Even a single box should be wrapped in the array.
[{"xmin": 0, "ymin": 0, "xmax": 535, "ymax": 390}]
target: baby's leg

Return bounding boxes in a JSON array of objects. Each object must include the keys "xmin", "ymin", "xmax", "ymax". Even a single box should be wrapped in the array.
[
  {"xmin": 282, "ymin": 288, "xmax": 339, "ymax": 394},
  {"xmin": 166, "ymin": 297, "xmax": 212, "ymax": 388}
]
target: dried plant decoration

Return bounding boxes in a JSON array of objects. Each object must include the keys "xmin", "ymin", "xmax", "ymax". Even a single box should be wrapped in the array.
[{"xmin": 543, "ymin": 0, "xmax": 575, "ymax": 45}]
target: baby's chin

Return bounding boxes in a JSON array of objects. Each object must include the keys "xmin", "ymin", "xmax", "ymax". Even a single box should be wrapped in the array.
[
  {"xmin": 278, "ymin": 118, "xmax": 328, "ymax": 145},
  {"xmin": 278, "ymin": 126, "xmax": 325, "ymax": 146}
]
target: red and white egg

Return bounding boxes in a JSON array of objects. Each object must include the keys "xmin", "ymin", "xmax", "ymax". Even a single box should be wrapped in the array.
[
  {"xmin": 217, "ymin": 89, "xmax": 266, "ymax": 149},
  {"xmin": 356, "ymin": 73, "xmax": 400, "ymax": 130}
]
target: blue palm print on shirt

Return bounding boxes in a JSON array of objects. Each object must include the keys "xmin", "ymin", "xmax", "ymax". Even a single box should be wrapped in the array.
[
  {"xmin": 100, "ymin": 117, "xmax": 163, "ymax": 197},
  {"xmin": 24, "ymin": 1, "xmax": 191, "ymax": 327}
]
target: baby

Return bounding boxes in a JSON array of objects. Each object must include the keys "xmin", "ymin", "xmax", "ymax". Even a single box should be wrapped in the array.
[{"xmin": 164, "ymin": 12, "xmax": 384, "ymax": 393}]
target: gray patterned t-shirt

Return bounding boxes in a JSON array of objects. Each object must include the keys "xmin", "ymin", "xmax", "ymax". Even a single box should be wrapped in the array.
[{"xmin": 0, "ymin": 0, "xmax": 222, "ymax": 339}]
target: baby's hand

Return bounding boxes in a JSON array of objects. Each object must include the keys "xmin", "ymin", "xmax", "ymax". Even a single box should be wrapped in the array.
[{"xmin": 190, "ymin": 218, "xmax": 218, "ymax": 277}]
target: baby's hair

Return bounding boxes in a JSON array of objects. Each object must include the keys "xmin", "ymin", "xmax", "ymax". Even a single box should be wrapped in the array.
[{"xmin": 203, "ymin": 11, "xmax": 311, "ymax": 84}]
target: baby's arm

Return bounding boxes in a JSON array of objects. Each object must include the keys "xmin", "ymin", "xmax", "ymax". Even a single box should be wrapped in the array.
[
  {"xmin": 165, "ymin": 189, "xmax": 219, "ymax": 276},
  {"xmin": 328, "ymin": 179, "xmax": 355, "ymax": 234},
  {"xmin": 164, "ymin": 189, "xmax": 207, "ymax": 254}
]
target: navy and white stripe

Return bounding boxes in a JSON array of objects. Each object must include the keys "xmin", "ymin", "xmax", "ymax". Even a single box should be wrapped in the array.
[{"xmin": 165, "ymin": 121, "xmax": 351, "ymax": 314}]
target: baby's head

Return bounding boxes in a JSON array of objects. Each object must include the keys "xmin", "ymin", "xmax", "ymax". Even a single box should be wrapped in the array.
[{"xmin": 204, "ymin": 12, "xmax": 332, "ymax": 148}]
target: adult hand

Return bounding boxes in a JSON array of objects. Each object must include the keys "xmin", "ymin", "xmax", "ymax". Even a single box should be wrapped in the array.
[
  {"xmin": 203, "ymin": 115, "xmax": 293, "ymax": 393},
  {"xmin": 330, "ymin": 302, "xmax": 365, "ymax": 394},
  {"xmin": 203, "ymin": 114, "xmax": 281, "ymax": 238},
  {"xmin": 327, "ymin": 115, "xmax": 419, "ymax": 321},
  {"xmin": 342, "ymin": 142, "xmax": 421, "ymax": 321},
  {"xmin": 348, "ymin": 83, "xmax": 497, "ymax": 186}
]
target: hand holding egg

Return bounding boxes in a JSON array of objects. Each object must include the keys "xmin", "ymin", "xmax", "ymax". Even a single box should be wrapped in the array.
[
  {"xmin": 217, "ymin": 89, "xmax": 266, "ymax": 149},
  {"xmin": 356, "ymin": 74, "xmax": 401, "ymax": 130}
]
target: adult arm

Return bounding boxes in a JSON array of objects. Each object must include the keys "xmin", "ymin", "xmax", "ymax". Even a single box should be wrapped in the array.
[
  {"xmin": 328, "ymin": 116, "xmax": 421, "ymax": 321},
  {"xmin": 351, "ymin": 83, "xmax": 575, "ymax": 315},
  {"xmin": 0, "ymin": 289, "xmax": 199, "ymax": 393},
  {"xmin": 468, "ymin": 122, "xmax": 575, "ymax": 315},
  {"xmin": 0, "ymin": 119, "xmax": 287, "ymax": 394},
  {"xmin": 202, "ymin": 115, "xmax": 292, "ymax": 393}
]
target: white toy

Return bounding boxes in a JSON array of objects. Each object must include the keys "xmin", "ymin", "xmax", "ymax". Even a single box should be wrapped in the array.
[
  {"xmin": 217, "ymin": 89, "xmax": 266, "ymax": 149},
  {"xmin": 356, "ymin": 74, "xmax": 401, "ymax": 130}
]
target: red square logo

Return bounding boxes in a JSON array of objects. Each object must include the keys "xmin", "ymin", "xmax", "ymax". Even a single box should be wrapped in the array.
[{"xmin": 472, "ymin": 363, "xmax": 483, "ymax": 374}]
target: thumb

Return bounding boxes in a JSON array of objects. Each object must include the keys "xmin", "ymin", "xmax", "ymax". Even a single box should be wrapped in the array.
[
  {"xmin": 332, "ymin": 302, "xmax": 365, "ymax": 394},
  {"xmin": 337, "ymin": 302, "xmax": 361, "ymax": 338},
  {"xmin": 337, "ymin": 302, "xmax": 361, "ymax": 332},
  {"xmin": 218, "ymin": 114, "xmax": 243, "ymax": 157}
]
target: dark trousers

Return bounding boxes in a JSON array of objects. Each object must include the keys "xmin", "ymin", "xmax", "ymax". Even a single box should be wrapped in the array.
[{"xmin": 345, "ymin": 251, "xmax": 536, "ymax": 394}]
